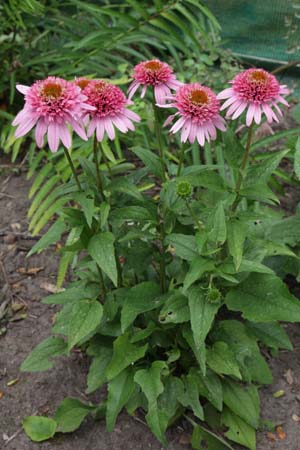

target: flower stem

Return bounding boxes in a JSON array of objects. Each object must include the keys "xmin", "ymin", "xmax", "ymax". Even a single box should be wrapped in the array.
[
  {"xmin": 177, "ymin": 145, "xmax": 186, "ymax": 177},
  {"xmin": 231, "ymin": 123, "xmax": 254, "ymax": 211},
  {"xmin": 159, "ymin": 219, "xmax": 167, "ymax": 294},
  {"xmin": 63, "ymin": 148, "xmax": 82, "ymax": 191},
  {"xmin": 152, "ymin": 97, "xmax": 166, "ymax": 181},
  {"xmin": 185, "ymin": 200, "xmax": 204, "ymax": 233},
  {"xmin": 93, "ymin": 134, "xmax": 104, "ymax": 197}
]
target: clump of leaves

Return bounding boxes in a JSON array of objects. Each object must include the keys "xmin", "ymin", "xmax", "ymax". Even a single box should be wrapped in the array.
[{"xmin": 19, "ymin": 65, "xmax": 300, "ymax": 450}]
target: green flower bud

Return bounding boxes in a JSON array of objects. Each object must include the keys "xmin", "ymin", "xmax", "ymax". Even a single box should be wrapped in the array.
[
  {"xmin": 176, "ymin": 180, "xmax": 193, "ymax": 198},
  {"xmin": 207, "ymin": 287, "xmax": 221, "ymax": 304}
]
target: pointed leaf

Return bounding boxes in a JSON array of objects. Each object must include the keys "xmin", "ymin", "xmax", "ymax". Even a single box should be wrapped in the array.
[
  {"xmin": 106, "ymin": 369, "xmax": 135, "ymax": 431},
  {"xmin": 88, "ymin": 232, "xmax": 118, "ymax": 286},
  {"xmin": 68, "ymin": 300, "xmax": 103, "ymax": 350},
  {"xmin": 55, "ymin": 398, "xmax": 94, "ymax": 433},
  {"xmin": 21, "ymin": 337, "xmax": 67, "ymax": 372},
  {"xmin": 222, "ymin": 408, "xmax": 256, "ymax": 450},
  {"xmin": 23, "ymin": 416, "xmax": 57, "ymax": 442}
]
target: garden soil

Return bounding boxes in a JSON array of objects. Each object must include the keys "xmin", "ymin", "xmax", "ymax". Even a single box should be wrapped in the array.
[{"xmin": 0, "ymin": 167, "xmax": 300, "ymax": 450}]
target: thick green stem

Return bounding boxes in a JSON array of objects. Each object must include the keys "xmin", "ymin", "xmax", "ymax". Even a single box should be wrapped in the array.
[
  {"xmin": 185, "ymin": 201, "xmax": 204, "ymax": 233},
  {"xmin": 97, "ymin": 265, "xmax": 106, "ymax": 300},
  {"xmin": 232, "ymin": 123, "xmax": 254, "ymax": 211},
  {"xmin": 152, "ymin": 97, "xmax": 166, "ymax": 181},
  {"xmin": 93, "ymin": 134, "xmax": 104, "ymax": 197},
  {"xmin": 100, "ymin": 142, "xmax": 113, "ymax": 178},
  {"xmin": 159, "ymin": 219, "xmax": 167, "ymax": 294},
  {"xmin": 177, "ymin": 145, "xmax": 185, "ymax": 177},
  {"xmin": 63, "ymin": 148, "xmax": 82, "ymax": 191}
]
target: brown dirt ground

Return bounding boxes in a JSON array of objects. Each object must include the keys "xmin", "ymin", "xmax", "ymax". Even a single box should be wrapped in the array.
[{"xmin": 0, "ymin": 167, "xmax": 300, "ymax": 450}]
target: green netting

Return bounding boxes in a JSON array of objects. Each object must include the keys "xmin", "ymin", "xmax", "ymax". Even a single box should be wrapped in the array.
[
  {"xmin": 204, "ymin": 0, "xmax": 300, "ymax": 64},
  {"xmin": 203, "ymin": 0, "xmax": 300, "ymax": 93}
]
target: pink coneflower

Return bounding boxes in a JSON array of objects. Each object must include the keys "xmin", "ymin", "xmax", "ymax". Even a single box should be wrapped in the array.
[
  {"xmin": 162, "ymin": 83, "xmax": 226, "ymax": 146},
  {"xmin": 84, "ymin": 80, "xmax": 140, "ymax": 141},
  {"xmin": 217, "ymin": 68, "xmax": 289, "ymax": 126},
  {"xmin": 74, "ymin": 77, "xmax": 92, "ymax": 93},
  {"xmin": 128, "ymin": 59, "xmax": 182, "ymax": 104},
  {"xmin": 12, "ymin": 77, "xmax": 94, "ymax": 152}
]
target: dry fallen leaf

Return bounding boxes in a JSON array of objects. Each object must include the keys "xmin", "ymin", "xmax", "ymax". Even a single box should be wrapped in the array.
[
  {"xmin": 292, "ymin": 414, "xmax": 300, "ymax": 422},
  {"xmin": 17, "ymin": 266, "xmax": 44, "ymax": 275},
  {"xmin": 9, "ymin": 312, "xmax": 27, "ymax": 322},
  {"xmin": 10, "ymin": 222, "xmax": 21, "ymax": 232},
  {"xmin": 266, "ymin": 432, "xmax": 277, "ymax": 442},
  {"xmin": 40, "ymin": 282, "xmax": 64, "ymax": 294},
  {"xmin": 276, "ymin": 426, "xmax": 286, "ymax": 440},
  {"xmin": 11, "ymin": 301, "xmax": 25, "ymax": 313},
  {"xmin": 0, "ymin": 390, "xmax": 4, "ymax": 399},
  {"xmin": 283, "ymin": 369, "xmax": 294, "ymax": 385}
]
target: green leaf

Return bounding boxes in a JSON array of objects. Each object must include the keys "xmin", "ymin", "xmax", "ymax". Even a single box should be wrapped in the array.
[
  {"xmin": 246, "ymin": 321, "xmax": 293, "ymax": 350},
  {"xmin": 88, "ymin": 232, "xmax": 118, "ymax": 287},
  {"xmin": 54, "ymin": 398, "xmax": 94, "ymax": 433},
  {"xmin": 179, "ymin": 372, "xmax": 204, "ymax": 420},
  {"xmin": 27, "ymin": 219, "xmax": 66, "ymax": 256},
  {"xmin": 222, "ymin": 408, "xmax": 256, "ymax": 450},
  {"xmin": 207, "ymin": 342, "xmax": 241, "ymax": 379},
  {"xmin": 42, "ymin": 282, "xmax": 99, "ymax": 305},
  {"xmin": 106, "ymin": 369, "xmax": 135, "ymax": 431},
  {"xmin": 111, "ymin": 206, "xmax": 157, "ymax": 223},
  {"xmin": 132, "ymin": 146, "xmax": 164, "ymax": 179},
  {"xmin": 134, "ymin": 361, "xmax": 168, "ymax": 445},
  {"xmin": 227, "ymin": 218, "xmax": 247, "ymax": 270},
  {"xmin": 87, "ymin": 347, "xmax": 112, "ymax": 393},
  {"xmin": 226, "ymin": 273, "xmax": 300, "ymax": 322},
  {"xmin": 121, "ymin": 282, "xmax": 161, "ymax": 331},
  {"xmin": 108, "ymin": 178, "xmax": 144, "ymax": 201},
  {"xmin": 21, "ymin": 337, "xmax": 67, "ymax": 372},
  {"xmin": 245, "ymin": 150, "xmax": 289, "ymax": 187},
  {"xmin": 68, "ymin": 300, "xmax": 103, "ymax": 350},
  {"xmin": 74, "ymin": 192, "xmax": 94, "ymax": 228},
  {"xmin": 209, "ymin": 202, "xmax": 226, "ymax": 244},
  {"xmin": 106, "ymin": 334, "xmax": 148, "ymax": 380},
  {"xmin": 159, "ymin": 293, "xmax": 190, "ymax": 324},
  {"xmin": 23, "ymin": 416, "xmax": 57, "ymax": 442},
  {"xmin": 191, "ymin": 425, "xmax": 234, "ymax": 450},
  {"xmin": 158, "ymin": 376, "xmax": 184, "ymax": 422},
  {"xmin": 182, "ymin": 326, "xmax": 206, "ymax": 375},
  {"xmin": 183, "ymin": 257, "xmax": 215, "ymax": 292},
  {"xmin": 214, "ymin": 320, "xmax": 272, "ymax": 385},
  {"xmin": 188, "ymin": 286, "xmax": 219, "ymax": 349},
  {"xmin": 165, "ymin": 233, "xmax": 198, "ymax": 260},
  {"xmin": 197, "ymin": 369, "xmax": 223, "ymax": 412},
  {"xmin": 267, "ymin": 215, "xmax": 300, "ymax": 247},
  {"xmin": 222, "ymin": 380, "xmax": 260, "ymax": 429}
]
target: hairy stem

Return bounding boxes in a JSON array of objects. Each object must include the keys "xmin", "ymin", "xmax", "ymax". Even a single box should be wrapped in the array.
[
  {"xmin": 93, "ymin": 134, "xmax": 104, "ymax": 197},
  {"xmin": 177, "ymin": 145, "xmax": 186, "ymax": 177},
  {"xmin": 63, "ymin": 148, "xmax": 82, "ymax": 191},
  {"xmin": 185, "ymin": 200, "xmax": 204, "ymax": 233},
  {"xmin": 152, "ymin": 97, "xmax": 166, "ymax": 181},
  {"xmin": 231, "ymin": 123, "xmax": 254, "ymax": 211}
]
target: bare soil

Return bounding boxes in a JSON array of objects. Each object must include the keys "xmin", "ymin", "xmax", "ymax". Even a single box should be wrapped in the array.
[{"xmin": 0, "ymin": 168, "xmax": 300, "ymax": 450}]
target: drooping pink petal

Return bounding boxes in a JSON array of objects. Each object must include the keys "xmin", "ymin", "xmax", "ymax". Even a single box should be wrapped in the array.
[
  {"xmin": 96, "ymin": 120, "xmax": 105, "ymax": 141},
  {"xmin": 15, "ymin": 116, "xmax": 38, "ymax": 138},
  {"xmin": 47, "ymin": 122, "xmax": 60, "ymax": 153},
  {"xmin": 35, "ymin": 119, "xmax": 47, "ymax": 148},
  {"xmin": 58, "ymin": 123, "xmax": 72, "ymax": 149}
]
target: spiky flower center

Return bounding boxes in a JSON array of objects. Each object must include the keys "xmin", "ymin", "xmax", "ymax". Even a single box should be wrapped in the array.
[
  {"xmin": 232, "ymin": 68, "xmax": 280, "ymax": 103},
  {"xmin": 189, "ymin": 89, "xmax": 209, "ymax": 106},
  {"xmin": 175, "ymin": 83, "xmax": 220, "ymax": 124},
  {"xmin": 41, "ymin": 82, "xmax": 63, "ymax": 99},
  {"xmin": 76, "ymin": 79, "xmax": 91, "ymax": 90},
  {"xmin": 84, "ymin": 80, "xmax": 126, "ymax": 117},
  {"xmin": 248, "ymin": 70, "xmax": 268, "ymax": 84},
  {"xmin": 144, "ymin": 61, "xmax": 163, "ymax": 72}
]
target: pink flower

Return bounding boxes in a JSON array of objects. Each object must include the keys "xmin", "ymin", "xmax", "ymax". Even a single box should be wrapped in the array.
[
  {"xmin": 84, "ymin": 80, "xmax": 140, "ymax": 141},
  {"xmin": 74, "ymin": 77, "xmax": 92, "ymax": 93},
  {"xmin": 12, "ymin": 77, "xmax": 94, "ymax": 152},
  {"xmin": 217, "ymin": 68, "xmax": 289, "ymax": 126},
  {"xmin": 128, "ymin": 59, "xmax": 182, "ymax": 104},
  {"xmin": 162, "ymin": 83, "xmax": 226, "ymax": 146}
]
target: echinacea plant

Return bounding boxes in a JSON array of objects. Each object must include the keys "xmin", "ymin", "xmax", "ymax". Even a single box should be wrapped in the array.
[{"xmin": 14, "ymin": 61, "xmax": 300, "ymax": 450}]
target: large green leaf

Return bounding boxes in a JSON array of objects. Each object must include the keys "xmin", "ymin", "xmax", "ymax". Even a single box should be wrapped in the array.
[
  {"xmin": 21, "ymin": 337, "xmax": 67, "ymax": 372},
  {"xmin": 121, "ymin": 282, "xmax": 161, "ymax": 331},
  {"xmin": 23, "ymin": 416, "xmax": 57, "ymax": 442},
  {"xmin": 134, "ymin": 361, "xmax": 168, "ymax": 445},
  {"xmin": 226, "ymin": 273, "xmax": 300, "ymax": 322},
  {"xmin": 106, "ymin": 333, "xmax": 148, "ymax": 380},
  {"xmin": 183, "ymin": 257, "xmax": 215, "ymax": 292},
  {"xmin": 165, "ymin": 233, "xmax": 198, "ymax": 261},
  {"xmin": 197, "ymin": 369, "xmax": 223, "ymax": 412},
  {"xmin": 188, "ymin": 286, "xmax": 219, "ymax": 349},
  {"xmin": 207, "ymin": 342, "xmax": 241, "ymax": 379},
  {"xmin": 191, "ymin": 425, "xmax": 234, "ymax": 450},
  {"xmin": 88, "ymin": 232, "xmax": 118, "ymax": 287},
  {"xmin": 179, "ymin": 372, "xmax": 204, "ymax": 420},
  {"xmin": 246, "ymin": 321, "xmax": 292, "ymax": 350},
  {"xmin": 222, "ymin": 408, "xmax": 256, "ymax": 450},
  {"xmin": 68, "ymin": 299, "xmax": 103, "ymax": 350},
  {"xmin": 208, "ymin": 201, "xmax": 226, "ymax": 245},
  {"xmin": 86, "ymin": 346, "xmax": 112, "ymax": 393},
  {"xmin": 106, "ymin": 369, "xmax": 135, "ymax": 431},
  {"xmin": 132, "ymin": 147, "xmax": 164, "ymax": 179},
  {"xmin": 227, "ymin": 218, "xmax": 247, "ymax": 270},
  {"xmin": 267, "ymin": 215, "xmax": 300, "ymax": 247},
  {"xmin": 159, "ymin": 293, "xmax": 190, "ymax": 324},
  {"xmin": 42, "ymin": 282, "xmax": 99, "ymax": 305},
  {"xmin": 182, "ymin": 326, "xmax": 206, "ymax": 375},
  {"xmin": 222, "ymin": 380, "xmax": 260, "ymax": 429},
  {"xmin": 54, "ymin": 398, "xmax": 94, "ymax": 433}
]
